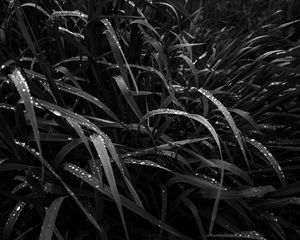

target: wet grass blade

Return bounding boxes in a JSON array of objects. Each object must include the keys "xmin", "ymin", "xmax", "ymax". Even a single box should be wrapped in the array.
[
  {"xmin": 113, "ymin": 75, "xmax": 143, "ymax": 120},
  {"xmin": 196, "ymin": 87, "xmax": 248, "ymax": 167},
  {"xmin": 39, "ymin": 197, "xmax": 65, "ymax": 240},
  {"xmin": 245, "ymin": 137, "xmax": 286, "ymax": 186},
  {"xmin": 210, "ymin": 231, "xmax": 267, "ymax": 240},
  {"xmin": 90, "ymin": 134, "xmax": 129, "ymax": 240},
  {"xmin": 9, "ymin": 68, "xmax": 42, "ymax": 155},
  {"xmin": 2, "ymin": 202, "xmax": 26, "ymax": 240},
  {"xmin": 101, "ymin": 19, "xmax": 138, "ymax": 91},
  {"xmin": 140, "ymin": 108, "xmax": 220, "ymax": 149}
]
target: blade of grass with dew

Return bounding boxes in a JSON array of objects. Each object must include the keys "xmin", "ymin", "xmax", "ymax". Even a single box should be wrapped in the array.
[
  {"xmin": 210, "ymin": 231, "xmax": 267, "ymax": 240},
  {"xmin": 101, "ymin": 19, "xmax": 138, "ymax": 91},
  {"xmin": 15, "ymin": 3, "xmax": 64, "ymax": 107},
  {"xmin": 113, "ymin": 75, "xmax": 143, "ymax": 120},
  {"xmin": 8, "ymin": 68, "xmax": 42, "ymax": 155},
  {"xmin": 2, "ymin": 202, "xmax": 26, "ymax": 240},
  {"xmin": 195, "ymin": 87, "xmax": 248, "ymax": 167},
  {"xmin": 39, "ymin": 197, "xmax": 65, "ymax": 240},
  {"xmin": 64, "ymin": 163, "xmax": 192, "ymax": 240},
  {"xmin": 50, "ymin": 10, "xmax": 88, "ymax": 21},
  {"xmin": 140, "ymin": 109, "xmax": 220, "ymax": 148},
  {"xmin": 90, "ymin": 134, "xmax": 129, "ymax": 240},
  {"xmin": 100, "ymin": 133, "xmax": 144, "ymax": 208},
  {"xmin": 32, "ymin": 98, "xmax": 99, "ymax": 133},
  {"xmin": 20, "ymin": 3, "xmax": 50, "ymax": 18},
  {"xmin": 245, "ymin": 137, "xmax": 286, "ymax": 186},
  {"xmin": 14, "ymin": 140, "xmax": 103, "ymax": 233}
]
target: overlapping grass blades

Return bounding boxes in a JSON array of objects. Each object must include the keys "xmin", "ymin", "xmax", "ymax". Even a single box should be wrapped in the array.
[
  {"xmin": 64, "ymin": 163, "xmax": 192, "ymax": 240},
  {"xmin": 90, "ymin": 134, "xmax": 129, "ymax": 240},
  {"xmin": 1, "ymin": 0, "xmax": 300, "ymax": 239}
]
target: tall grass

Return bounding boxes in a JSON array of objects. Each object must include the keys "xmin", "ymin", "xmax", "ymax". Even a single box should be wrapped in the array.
[{"xmin": 0, "ymin": 0, "xmax": 300, "ymax": 239}]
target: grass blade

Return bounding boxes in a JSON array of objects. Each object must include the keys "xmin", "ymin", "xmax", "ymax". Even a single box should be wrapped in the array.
[
  {"xmin": 2, "ymin": 202, "xmax": 26, "ymax": 240},
  {"xmin": 39, "ymin": 197, "xmax": 65, "ymax": 240},
  {"xmin": 90, "ymin": 134, "xmax": 129, "ymax": 240},
  {"xmin": 9, "ymin": 68, "xmax": 42, "ymax": 155},
  {"xmin": 245, "ymin": 137, "xmax": 286, "ymax": 186},
  {"xmin": 195, "ymin": 87, "xmax": 248, "ymax": 166}
]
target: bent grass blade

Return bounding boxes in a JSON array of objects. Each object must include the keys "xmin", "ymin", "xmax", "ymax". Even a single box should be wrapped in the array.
[
  {"xmin": 196, "ymin": 87, "xmax": 248, "ymax": 167},
  {"xmin": 245, "ymin": 137, "xmax": 286, "ymax": 186}
]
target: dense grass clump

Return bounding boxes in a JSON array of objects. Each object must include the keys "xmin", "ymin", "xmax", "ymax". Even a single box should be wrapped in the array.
[{"xmin": 1, "ymin": 0, "xmax": 300, "ymax": 239}]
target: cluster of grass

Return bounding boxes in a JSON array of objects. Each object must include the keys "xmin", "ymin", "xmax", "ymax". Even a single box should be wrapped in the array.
[{"xmin": 0, "ymin": 0, "xmax": 300, "ymax": 239}]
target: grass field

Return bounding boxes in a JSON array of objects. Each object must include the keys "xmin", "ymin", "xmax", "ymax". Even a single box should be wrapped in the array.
[{"xmin": 1, "ymin": 0, "xmax": 300, "ymax": 239}]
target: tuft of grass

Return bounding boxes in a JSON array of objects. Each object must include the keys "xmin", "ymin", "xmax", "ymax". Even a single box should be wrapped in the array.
[{"xmin": 0, "ymin": 0, "xmax": 300, "ymax": 239}]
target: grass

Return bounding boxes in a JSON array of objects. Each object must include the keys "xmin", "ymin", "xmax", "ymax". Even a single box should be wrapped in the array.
[{"xmin": 0, "ymin": 0, "xmax": 300, "ymax": 239}]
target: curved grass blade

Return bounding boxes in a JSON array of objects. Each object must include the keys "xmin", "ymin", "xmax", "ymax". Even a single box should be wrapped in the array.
[
  {"xmin": 39, "ymin": 197, "xmax": 65, "ymax": 240},
  {"xmin": 100, "ymin": 134, "xmax": 144, "ymax": 208},
  {"xmin": 183, "ymin": 198, "xmax": 207, "ymax": 240},
  {"xmin": 195, "ymin": 87, "xmax": 248, "ymax": 167},
  {"xmin": 9, "ymin": 68, "xmax": 42, "ymax": 155},
  {"xmin": 50, "ymin": 10, "xmax": 88, "ymax": 21},
  {"xmin": 90, "ymin": 134, "xmax": 129, "ymax": 240},
  {"xmin": 140, "ymin": 108, "xmax": 220, "ymax": 149},
  {"xmin": 129, "ymin": 19, "xmax": 160, "ymax": 39},
  {"xmin": 2, "ymin": 202, "xmax": 26, "ymax": 240},
  {"xmin": 21, "ymin": 3, "xmax": 50, "ymax": 17},
  {"xmin": 245, "ymin": 137, "xmax": 286, "ymax": 186}
]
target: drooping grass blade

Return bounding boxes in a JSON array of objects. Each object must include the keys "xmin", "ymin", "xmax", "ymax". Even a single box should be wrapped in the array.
[{"xmin": 245, "ymin": 137, "xmax": 286, "ymax": 186}]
